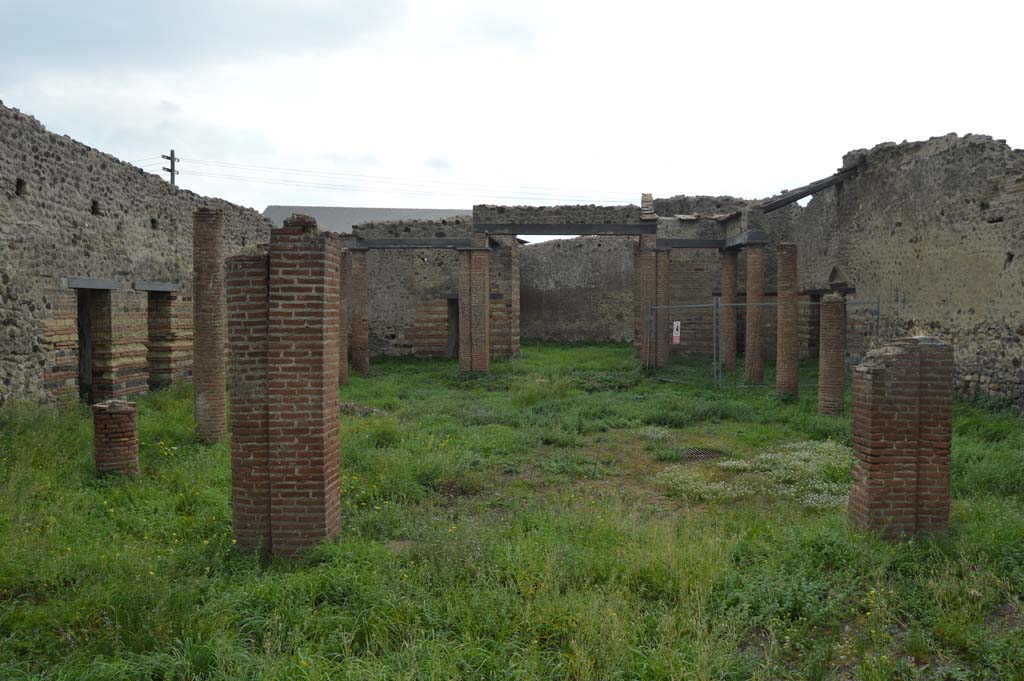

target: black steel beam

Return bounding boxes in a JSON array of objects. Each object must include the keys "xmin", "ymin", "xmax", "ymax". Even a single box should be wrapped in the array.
[
  {"xmin": 474, "ymin": 223, "xmax": 657, "ymax": 236},
  {"xmin": 724, "ymin": 230, "xmax": 769, "ymax": 250},
  {"xmin": 356, "ymin": 238, "xmax": 470, "ymax": 249},
  {"xmin": 133, "ymin": 280, "xmax": 181, "ymax": 292},
  {"xmin": 758, "ymin": 165, "xmax": 862, "ymax": 213},
  {"xmin": 657, "ymin": 238, "xmax": 725, "ymax": 249},
  {"xmin": 67, "ymin": 276, "xmax": 120, "ymax": 290}
]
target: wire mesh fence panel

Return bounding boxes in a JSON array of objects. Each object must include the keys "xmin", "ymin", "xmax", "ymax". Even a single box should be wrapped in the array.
[{"xmin": 644, "ymin": 297, "xmax": 885, "ymax": 392}]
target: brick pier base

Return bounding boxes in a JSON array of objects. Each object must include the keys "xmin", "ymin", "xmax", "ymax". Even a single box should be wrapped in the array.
[
  {"xmin": 848, "ymin": 336, "xmax": 954, "ymax": 539},
  {"xmin": 744, "ymin": 244, "xmax": 765, "ymax": 383},
  {"xmin": 192, "ymin": 207, "xmax": 227, "ymax": 442},
  {"xmin": 459, "ymin": 233, "xmax": 491, "ymax": 372},
  {"xmin": 776, "ymin": 243, "xmax": 799, "ymax": 398},
  {"xmin": 226, "ymin": 215, "xmax": 343, "ymax": 556},
  {"xmin": 818, "ymin": 293, "xmax": 847, "ymax": 415},
  {"xmin": 92, "ymin": 400, "xmax": 139, "ymax": 475}
]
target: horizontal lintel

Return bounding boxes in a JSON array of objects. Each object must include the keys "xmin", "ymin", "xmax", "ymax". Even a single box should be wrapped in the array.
[
  {"xmin": 133, "ymin": 280, "xmax": 181, "ymax": 292},
  {"xmin": 474, "ymin": 223, "xmax": 657, "ymax": 236},
  {"xmin": 657, "ymin": 238, "xmax": 725, "ymax": 249},
  {"xmin": 67, "ymin": 276, "xmax": 120, "ymax": 290}
]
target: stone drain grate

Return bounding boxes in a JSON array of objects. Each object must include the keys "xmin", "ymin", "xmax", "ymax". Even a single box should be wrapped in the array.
[{"xmin": 682, "ymin": 447, "xmax": 725, "ymax": 462}]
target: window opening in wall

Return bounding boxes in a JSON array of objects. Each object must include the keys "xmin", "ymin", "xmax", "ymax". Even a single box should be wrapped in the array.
[
  {"xmin": 147, "ymin": 291, "xmax": 172, "ymax": 389},
  {"xmin": 15, "ymin": 178, "xmax": 26, "ymax": 196},
  {"xmin": 91, "ymin": 200, "xmax": 101, "ymax": 216},
  {"xmin": 447, "ymin": 298, "xmax": 460, "ymax": 358},
  {"xmin": 150, "ymin": 218, "xmax": 159, "ymax": 230},
  {"xmin": 76, "ymin": 290, "xmax": 95, "ymax": 402}
]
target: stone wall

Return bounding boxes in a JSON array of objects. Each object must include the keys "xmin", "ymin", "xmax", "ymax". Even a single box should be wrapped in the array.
[
  {"xmin": 0, "ymin": 101, "xmax": 271, "ymax": 404},
  {"xmin": 474, "ymin": 204, "xmax": 640, "ymax": 224},
  {"xmin": 351, "ymin": 217, "xmax": 519, "ymax": 358},
  {"xmin": 786, "ymin": 134, "xmax": 1024, "ymax": 405}
]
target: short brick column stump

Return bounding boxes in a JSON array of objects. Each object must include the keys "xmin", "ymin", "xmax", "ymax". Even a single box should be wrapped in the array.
[
  {"xmin": 848, "ymin": 336, "xmax": 954, "ymax": 539},
  {"xmin": 92, "ymin": 400, "xmax": 140, "ymax": 475}
]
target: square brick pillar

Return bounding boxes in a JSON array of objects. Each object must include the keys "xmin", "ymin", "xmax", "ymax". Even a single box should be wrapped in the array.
[
  {"xmin": 459, "ymin": 233, "xmax": 491, "ymax": 372},
  {"xmin": 338, "ymin": 249, "xmax": 349, "ymax": 386},
  {"xmin": 225, "ymin": 215, "xmax": 343, "ymax": 556},
  {"xmin": 720, "ymin": 250, "xmax": 738, "ymax": 372},
  {"xmin": 818, "ymin": 293, "xmax": 847, "ymax": 415},
  {"xmin": 192, "ymin": 207, "xmax": 227, "ymax": 442},
  {"xmin": 226, "ymin": 252, "xmax": 272, "ymax": 552},
  {"xmin": 775, "ymin": 243, "xmax": 799, "ymax": 398},
  {"xmin": 848, "ymin": 337, "xmax": 954, "ymax": 539},
  {"xmin": 92, "ymin": 400, "xmax": 139, "ymax": 475},
  {"xmin": 637, "ymin": 234, "xmax": 662, "ymax": 367},
  {"xmin": 743, "ymin": 244, "xmax": 765, "ymax": 384},
  {"xmin": 349, "ymin": 248, "xmax": 370, "ymax": 377}
]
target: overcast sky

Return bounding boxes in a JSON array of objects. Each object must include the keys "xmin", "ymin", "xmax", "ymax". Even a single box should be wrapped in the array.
[{"xmin": 3, "ymin": 0, "xmax": 1022, "ymax": 237}]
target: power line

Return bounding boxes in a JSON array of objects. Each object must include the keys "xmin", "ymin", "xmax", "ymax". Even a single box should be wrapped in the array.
[
  {"xmin": 180, "ymin": 169, "xmax": 634, "ymax": 204},
  {"xmin": 128, "ymin": 156, "xmax": 161, "ymax": 164},
  {"xmin": 178, "ymin": 157, "xmax": 642, "ymax": 199}
]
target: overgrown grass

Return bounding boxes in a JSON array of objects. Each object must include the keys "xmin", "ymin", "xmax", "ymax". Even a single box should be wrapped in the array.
[{"xmin": 0, "ymin": 343, "xmax": 1022, "ymax": 679}]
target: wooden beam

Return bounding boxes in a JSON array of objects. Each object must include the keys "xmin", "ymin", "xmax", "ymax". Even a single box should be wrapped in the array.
[
  {"xmin": 758, "ymin": 165, "xmax": 862, "ymax": 213},
  {"xmin": 474, "ymin": 223, "xmax": 657, "ymax": 236}
]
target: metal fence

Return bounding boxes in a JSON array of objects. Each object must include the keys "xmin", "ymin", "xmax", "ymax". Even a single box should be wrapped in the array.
[{"xmin": 643, "ymin": 298, "xmax": 882, "ymax": 389}]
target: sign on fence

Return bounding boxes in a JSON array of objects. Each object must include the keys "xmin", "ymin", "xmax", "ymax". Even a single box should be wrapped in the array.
[{"xmin": 672, "ymin": 321, "xmax": 681, "ymax": 345}]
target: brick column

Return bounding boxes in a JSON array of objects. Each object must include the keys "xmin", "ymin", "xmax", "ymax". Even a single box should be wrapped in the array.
[
  {"xmin": 338, "ymin": 249, "xmax": 349, "ymax": 386},
  {"xmin": 848, "ymin": 337, "xmax": 954, "ymax": 539},
  {"xmin": 192, "ymin": 207, "xmax": 227, "ymax": 442},
  {"xmin": 350, "ymin": 249, "xmax": 369, "ymax": 377},
  {"xmin": 720, "ymin": 250, "xmax": 738, "ymax": 372},
  {"xmin": 654, "ymin": 248, "xmax": 671, "ymax": 368},
  {"xmin": 92, "ymin": 400, "xmax": 139, "ymax": 475},
  {"xmin": 459, "ymin": 233, "xmax": 491, "ymax": 372},
  {"xmin": 637, "ymin": 234, "xmax": 658, "ymax": 366},
  {"xmin": 818, "ymin": 293, "xmax": 847, "ymax": 415},
  {"xmin": 776, "ymin": 243, "xmax": 799, "ymax": 398},
  {"xmin": 743, "ymin": 244, "xmax": 765, "ymax": 383},
  {"xmin": 225, "ymin": 216, "xmax": 343, "ymax": 556},
  {"xmin": 226, "ymin": 253, "xmax": 271, "ymax": 552}
]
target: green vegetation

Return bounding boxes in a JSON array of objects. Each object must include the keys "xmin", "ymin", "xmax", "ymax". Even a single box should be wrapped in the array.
[{"xmin": 1, "ymin": 343, "xmax": 1022, "ymax": 680}]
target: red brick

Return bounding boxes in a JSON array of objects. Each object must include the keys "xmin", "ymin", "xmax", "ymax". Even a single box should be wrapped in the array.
[
  {"xmin": 192, "ymin": 207, "xmax": 227, "ymax": 442},
  {"xmin": 776, "ymin": 243, "xmax": 799, "ymax": 398},
  {"xmin": 92, "ymin": 400, "xmax": 139, "ymax": 475}
]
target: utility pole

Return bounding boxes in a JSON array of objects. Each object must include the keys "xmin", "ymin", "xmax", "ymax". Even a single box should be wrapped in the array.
[{"xmin": 162, "ymin": 149, "xmax": 179, "ymax": 186}]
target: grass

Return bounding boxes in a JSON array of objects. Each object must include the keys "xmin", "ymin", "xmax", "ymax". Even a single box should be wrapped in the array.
[{"xmin": 0, "ymin": 342, "xmax": 1022, "ymax": 679}]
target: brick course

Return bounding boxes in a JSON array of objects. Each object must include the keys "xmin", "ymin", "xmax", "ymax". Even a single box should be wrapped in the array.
[
  {"xmin": 92, "ymin": 400, "xmax": 139, "ymax": 475},
  {"xmin": 776, "ymin": 243, "xmax": 799, "ymax": 397},
  {"xmin": 848, "ymin": 336, "xmax": 954, "ymax": 538},
  {"xmin": 818, "ymin": 293, "xmax": 847, "ymax": 414},
  {"xmin": 192, "ymin": 208, "xmax": 227, "ymax": 442}
]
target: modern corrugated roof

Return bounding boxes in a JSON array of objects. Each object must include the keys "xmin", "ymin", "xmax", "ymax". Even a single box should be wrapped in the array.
[{"xmin": 262, "ymin": 206, "xmax": 470, "ymax": 233}]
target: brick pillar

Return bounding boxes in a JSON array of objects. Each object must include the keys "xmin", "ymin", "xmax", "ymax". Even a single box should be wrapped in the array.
[
  {"xmin": 226, "ymin": 253, "xmax": 271, "ymax": 552},
  {"xmin": 654, "ymin": 248, "xmax": 670, "ymax": 368},
  {"xmin": 818, "ymin": 293, "xmax": 847, "ymax": 415},
  {"xmin": 350, "ymin": 249, "xmax": 369, "ymax": 377},
  {"xmin": 338, "ymin": 249, "xmax": 349, "ymax": 386},
  {"xmin": 720, "ymin": 250, "xmax": 738, "ymax": 372},
  {"xmin": 637, "ymin": 234, "xmax": 658, "ymax": 366},
  {"xmin": 225, "ymin": 216, "xmax": 343, "ymax": 556},
  {"xmin": 776, "ymin": 243, "xmax": 799, "ymax": 398},
  {"xmin": 192, "ymin": 207, "xmax": 227, "ymax": 442},
  {"xmin": 459, "ymin": 233, "xmax": 491, "ymax": 372},
  {"xmin": 743, "ymin": 244, "xmax": 765, "ymax": 383},
  {"xmin": 848, "ymin": 337, "xmax": 954, "ymax": 539},
  {"xmin": 92, "ymin": 400, "xmax": 139, "ymax": 475}
]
